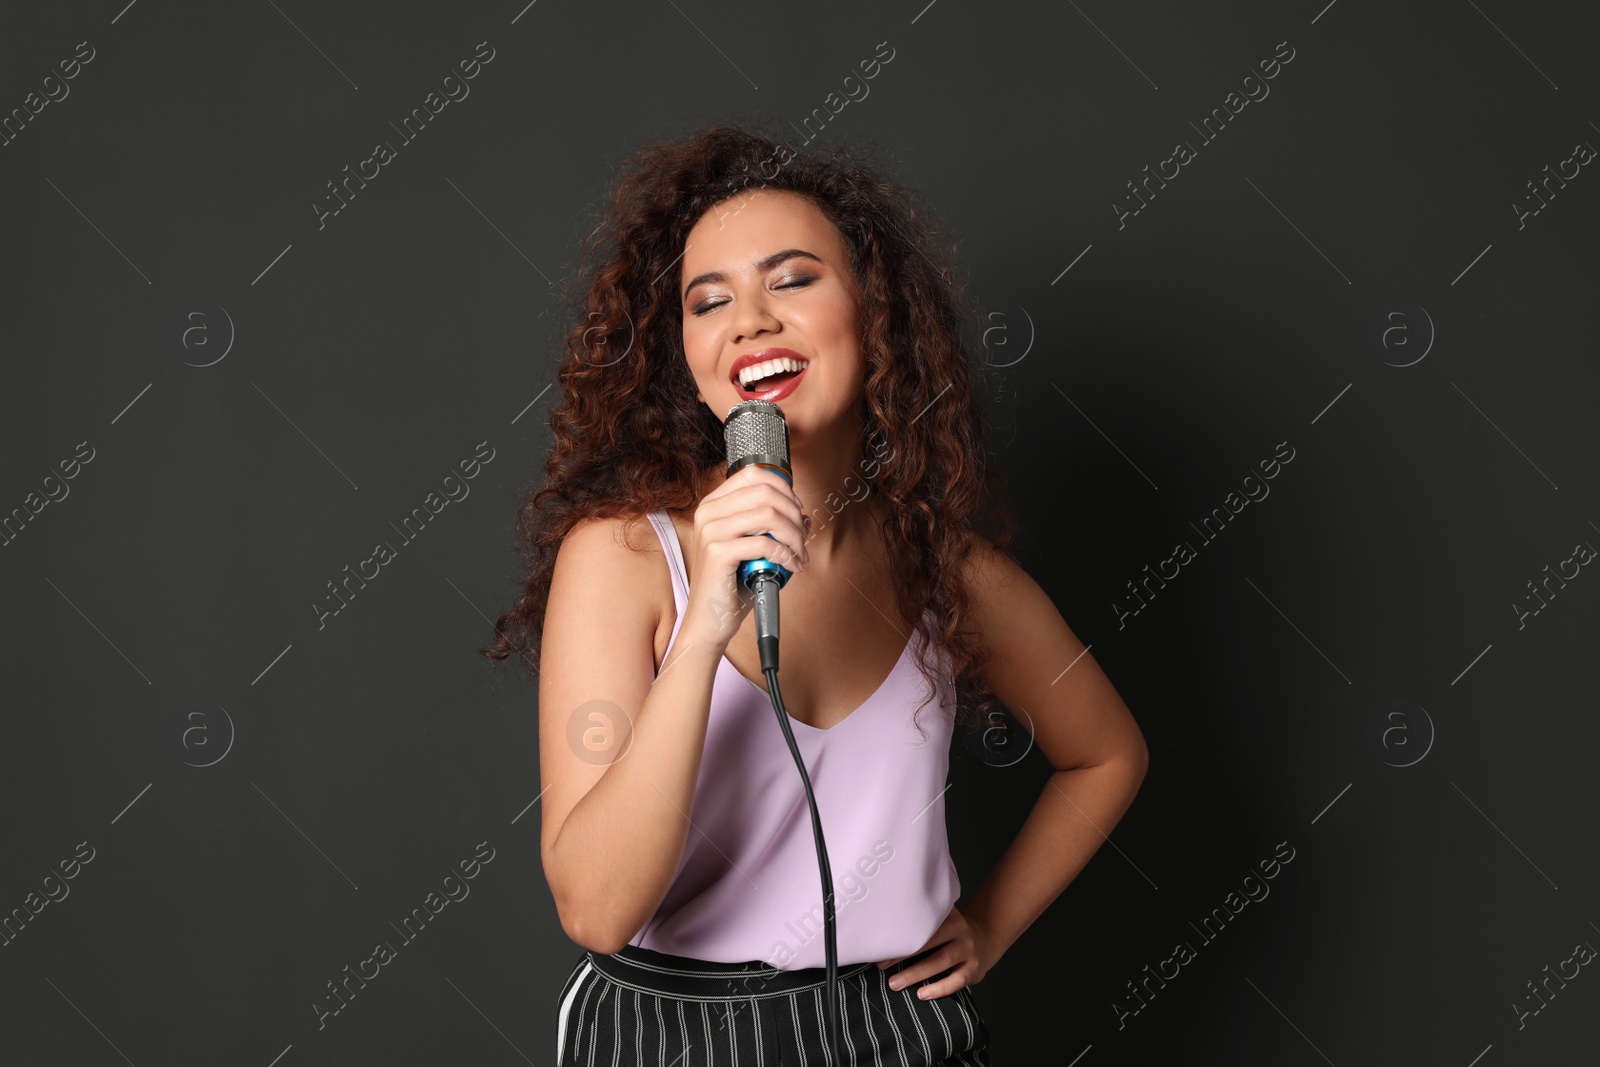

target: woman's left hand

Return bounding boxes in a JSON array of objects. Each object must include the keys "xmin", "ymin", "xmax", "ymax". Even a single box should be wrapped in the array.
[{"xmin": 876, "ymin": 905, "xmax": 996, "ymax": 1000}]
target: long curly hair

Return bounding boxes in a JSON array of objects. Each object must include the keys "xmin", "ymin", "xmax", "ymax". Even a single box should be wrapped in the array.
[{"xmin": 482, "ymin": 120, "xmax": 1021, "ymax": 739}]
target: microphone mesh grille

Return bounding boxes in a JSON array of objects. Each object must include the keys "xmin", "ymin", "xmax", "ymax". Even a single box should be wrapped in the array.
[{"xmin": 724, "ymin": 401, "xmax": 789, "ymax": 466}]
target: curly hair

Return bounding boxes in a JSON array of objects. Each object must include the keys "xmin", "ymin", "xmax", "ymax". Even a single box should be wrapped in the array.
[{"xmin": 481, "ymin": 119, "xmax": 1021, "ymax": 740}]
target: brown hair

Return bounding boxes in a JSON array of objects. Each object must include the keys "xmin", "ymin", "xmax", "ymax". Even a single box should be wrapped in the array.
[{"xmin": 481, "ymin": 120, "xmax": 1021, "ymax": 738}]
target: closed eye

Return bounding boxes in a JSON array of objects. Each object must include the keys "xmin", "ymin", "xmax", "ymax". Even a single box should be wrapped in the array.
[{"xmin": 690, "ymin": 275, "xmax": 817, "ymax": 316}]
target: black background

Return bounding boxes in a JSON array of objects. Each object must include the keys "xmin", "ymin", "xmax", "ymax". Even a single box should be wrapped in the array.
[{"xmin": 2, "ymin": 1, "xmax": 1598, "ymax": 1063}]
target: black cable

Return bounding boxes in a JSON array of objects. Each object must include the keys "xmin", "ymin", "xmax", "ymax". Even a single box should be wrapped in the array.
[{"xmin": 761, "ymin": 662, "xmax": 843, "ymax": 1067}]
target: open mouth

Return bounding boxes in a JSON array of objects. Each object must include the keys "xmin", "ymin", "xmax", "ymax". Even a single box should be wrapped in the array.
[{"xmin": 733, "ymin": 359, "xmax": 810, "ymax": 400}]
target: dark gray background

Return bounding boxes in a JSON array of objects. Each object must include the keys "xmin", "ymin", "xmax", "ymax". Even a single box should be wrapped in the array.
[{"xmin": 3, "ymin": 0, "xmax": 1597, "ymax": 1063}]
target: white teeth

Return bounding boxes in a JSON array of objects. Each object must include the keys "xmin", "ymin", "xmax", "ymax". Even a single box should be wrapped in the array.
[{"xmin": 737, "ymin": 357, "xmax": 809, "ymax": 388}]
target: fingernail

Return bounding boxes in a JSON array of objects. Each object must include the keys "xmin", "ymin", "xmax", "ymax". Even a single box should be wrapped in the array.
[{"xmin": 888, "ymin": 977, "xmax": 903, "ymax": 990}]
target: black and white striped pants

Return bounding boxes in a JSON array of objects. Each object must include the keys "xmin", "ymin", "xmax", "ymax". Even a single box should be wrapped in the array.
[{"xmin": 556, "ymin": 942, "xmax": 993, "ymax": 1065}]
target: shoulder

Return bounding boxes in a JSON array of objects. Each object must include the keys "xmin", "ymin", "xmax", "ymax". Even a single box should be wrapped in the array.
[
  {"xmin": 952, "ymin": 533, "xmax": 1060, "ymax": 671},
  {"xmin": 551, "ymin": 511, "xmax": 673, "ymax": 619},
  {"xmin": 955, "ymin": 534, "xmax": 1026, "ymax": 608},
  {"xmin": 558, "ymin": 510, "xmax": 663, "ymax": 558}
]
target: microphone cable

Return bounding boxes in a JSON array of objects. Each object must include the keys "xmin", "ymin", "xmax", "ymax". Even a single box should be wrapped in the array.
[{"xmin": 758, "ymin": 630, "xmax": 842, "ymax": 1067}]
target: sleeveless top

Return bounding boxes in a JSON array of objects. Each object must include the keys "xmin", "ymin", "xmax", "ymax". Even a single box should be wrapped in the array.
[{"xmin": 628, "ymin": 509, "xmax": 962, "ymax": 970}]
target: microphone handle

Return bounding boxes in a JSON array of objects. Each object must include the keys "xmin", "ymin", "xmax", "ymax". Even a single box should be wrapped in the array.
[{"xmin": 753, "ymin": 572, "xmax": 780, "ymax": 674}]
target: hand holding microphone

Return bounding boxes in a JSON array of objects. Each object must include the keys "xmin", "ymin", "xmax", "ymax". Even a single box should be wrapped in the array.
[
  {"xmin": 680, "ymin": 400, "xmax": 807, "ymax": 652},
  {"xmin": 722, "ymin": 400, "xmax": 800, "ymax": 673}
]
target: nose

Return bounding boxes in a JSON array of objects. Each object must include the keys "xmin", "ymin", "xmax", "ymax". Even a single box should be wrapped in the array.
[{"xmin": 731, "ymin": 288, "xmax": 780, "ymax": 344}]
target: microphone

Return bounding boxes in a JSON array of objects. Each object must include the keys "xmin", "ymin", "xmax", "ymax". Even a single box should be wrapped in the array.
[
  {"xmin": 723, "ymin": 399, "xmax": 844, "ymax": 1066},
  {"xmin": 723, "ymin": 399, "xmax": 795, "ymax": 675}
]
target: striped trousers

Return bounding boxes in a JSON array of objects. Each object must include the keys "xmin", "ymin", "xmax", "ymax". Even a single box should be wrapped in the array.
[{"xmin": 556, "ymin": 942, "xmax": 993, "ymax": 1066}]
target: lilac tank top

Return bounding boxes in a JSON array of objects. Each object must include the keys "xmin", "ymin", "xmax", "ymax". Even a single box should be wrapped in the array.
[{"xmin": 629, "ymin": 509, "xmax": 962, "ymax": 971}]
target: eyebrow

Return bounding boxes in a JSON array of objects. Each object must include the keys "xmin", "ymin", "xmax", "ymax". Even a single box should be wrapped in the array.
[{"xmin": 681, "ymin": 248, "xmax": 824, "ymax": 301}]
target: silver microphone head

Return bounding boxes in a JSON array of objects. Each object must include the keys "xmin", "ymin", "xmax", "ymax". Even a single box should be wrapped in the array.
[{"xmin": 724, "ymin": 400, "xmax": 790, "ymax": 477}]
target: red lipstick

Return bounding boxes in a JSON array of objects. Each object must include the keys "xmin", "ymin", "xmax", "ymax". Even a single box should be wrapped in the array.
[{"xmin": 730, "ymin": 348, "xmax": 811, "ymax": 402}]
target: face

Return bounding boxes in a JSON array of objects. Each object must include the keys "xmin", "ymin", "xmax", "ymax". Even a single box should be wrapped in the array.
[{"xmin": 679, "ymin": 188, "xmax": 866, "ymax": 437}]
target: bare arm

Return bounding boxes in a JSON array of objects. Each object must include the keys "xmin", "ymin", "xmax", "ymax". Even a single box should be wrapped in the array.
[
  {"xmin": 541, "ymin": 474, "xmax": 807, "ymax": 954},
  {"xmin": 539, "ymin": 516, "xmax": 723, "ymax": 955},
  {"xmin": 955, "ymin": 541, "xmax": 1149, "ymax": 964}
]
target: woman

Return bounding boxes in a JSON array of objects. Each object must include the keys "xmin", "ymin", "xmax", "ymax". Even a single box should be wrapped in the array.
[{"xmin": 484, "ymin": 123, "xmax": 1149, "ymax": 1065}]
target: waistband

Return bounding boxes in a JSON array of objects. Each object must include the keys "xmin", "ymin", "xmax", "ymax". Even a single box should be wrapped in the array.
[{"xmin": 589, "ymin": 943, "xmax": 877, "ymax": 1001}]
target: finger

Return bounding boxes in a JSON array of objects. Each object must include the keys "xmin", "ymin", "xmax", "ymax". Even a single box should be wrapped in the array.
[
  {"xmin": 743, "ymin": 531, "xmax": 806, "ymax": 571},
  {"xmin": 704, "ymin": 516, "xmax": 807, "ymax": 569},
  {"xmin": 706, "ymin": 499, "xmax": 805, "ymax": 551},
  {"xmin": 723, "ymin": 465, "xmax": 796, "ymax": 500},
  {"xmin": 752, "ymin": 480, "xmax": 805, "ymax": 529},
  {"xmin": 732, "ymin": 471, "xmax": 803, "ymax": 516},
  {"xmin": 911, "ymin": 970, "xmax": 968, "ymax": 1001},
  {"xmin": 786, "ymin": 519, "xmax": 808, "ymax": 564},
  {"xmin": 906, "ymin": 956, "xmax": 969, "ymax": 1001},
  {"xmin": 886, "ymin": 948, "xmax": 956, "ymax": 992},
  {"xmin": 706, "ymin": 468, "xmax": 795, "ymax": 518},
  {"xmin": 749, "ymin": 507, "xmax": 808, "ymax": 567},
  {"xmin": 751, "ymin": 505, "xmax": 806, "ymax": 562},
  {"xmin": 757, "ymin": 465, "xmax": 800, "ymax": 500},
  {"xmin": 877, "ymin": 934, "xmax": 940, "ymax": 971}
]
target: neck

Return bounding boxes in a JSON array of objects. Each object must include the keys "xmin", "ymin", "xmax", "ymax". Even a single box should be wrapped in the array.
[{"xmin": 788, "ymin": 426, "xmax": 885, "ymax": 563}]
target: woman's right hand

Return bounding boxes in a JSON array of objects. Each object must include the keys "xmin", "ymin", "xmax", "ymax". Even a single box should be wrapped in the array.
[{"xmin": 681, "ymin": 466, "xmax": 809, "ymax": 652}]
